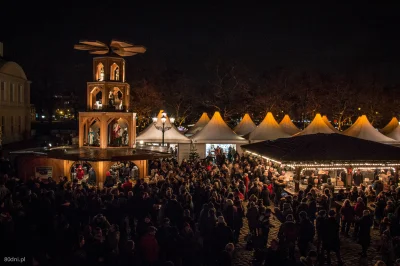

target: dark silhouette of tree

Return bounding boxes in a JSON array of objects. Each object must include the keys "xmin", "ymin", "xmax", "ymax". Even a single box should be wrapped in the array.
[{"xmin": 130, "ymin": 79, "xmax": 164, "ymax": 132}]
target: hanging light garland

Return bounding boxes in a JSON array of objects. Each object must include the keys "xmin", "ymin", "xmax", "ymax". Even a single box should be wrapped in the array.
[{"xmin": 244, "ymin": 150, "xmax": 400, "ymax": 169}]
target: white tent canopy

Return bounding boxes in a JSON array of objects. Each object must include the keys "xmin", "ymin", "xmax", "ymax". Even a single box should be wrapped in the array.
[
  {"xmin": 191, "ymin": 111, "xmax": 247, "ymax": 144},
  {"xmin": 322, "ymin": 115, "xmax": 339, "ymax": 132},
  {"xmin": 386, "ymin": 126, "xmax": 400, "ymax": 141},
  {"xmin": 279, "ymin": 114, "xmax": 300, "ymax": 135},
  {"xmin": 137, "ymin": 110, "xmax": 191, "ymax": 143},
  {"xmin": 185, "ymin": 112, "xmax": 210, "ymax": 136},
  {"xmin": 342, "ymin": 115, "xmax": 395, "ymax": 143},
  {"xmin": 248, "ymin": 112, "xmax": 291, "ymax": 142},
  {"xmin": 234, "ymin": 113, "xmax": 257, "ymax": 136},
  {"xmin": 380, "ymin": 117, "xmax": 399, "ymax": 135},
  {"xmin": 294, "ymin": 113, "xmax": 336, "ymax": 136}
]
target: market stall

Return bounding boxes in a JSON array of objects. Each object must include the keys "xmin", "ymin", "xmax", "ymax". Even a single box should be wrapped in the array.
[
  {"xmin": 242, "ymin": 133, "xmax": 400, "ymax": 193},
  {"xmin": 191, "ymin": 111, "xmax": 248, "ymax": 159}
]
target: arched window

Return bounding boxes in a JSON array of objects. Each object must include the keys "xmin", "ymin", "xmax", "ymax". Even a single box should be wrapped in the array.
[
  {"xmin": 87, "ymin": 120, "xmax": 100, "ymax": 146},
  {"xmin": 90, "ymin": 87, "xmax": 103, "ymax": 110},
  {"xmin": 96, "ymin": 63, "xmax": 105, "ymax": 81},
  {"xmin": 107, "ymin": 118, "xmax": 129, "ymax": 147},
  {"xmin": 110, "ymin": 63, "xmax": 120, "ymax": 81},
  {"xmin": 70, "ymin": 161, "xmax": 96, "ymax": 185},
  {"xmin": 108, "ymin": 87, "xmax": 123, "ymax": 110}
]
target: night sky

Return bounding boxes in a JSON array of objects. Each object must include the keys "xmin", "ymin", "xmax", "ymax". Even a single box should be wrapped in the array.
[{"xmin": 2, "ymin": 3, "xmax": 400, "ymax": 99}]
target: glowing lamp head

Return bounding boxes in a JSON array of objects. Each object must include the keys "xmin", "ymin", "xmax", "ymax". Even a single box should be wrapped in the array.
[
  {"xmin": 161, "ymin": 114, "xmax": 167, "ymax": 124},
  {"xmin": 152, "ymin": 117, "xmax": 158, "ymax": 123},
  {"xmin": 139, "ymin": 140, "xmax": 144, "ymax": 145},
  {"xmin": 169, "ymin": 117, "xmax": 175, "ymax": 123}
]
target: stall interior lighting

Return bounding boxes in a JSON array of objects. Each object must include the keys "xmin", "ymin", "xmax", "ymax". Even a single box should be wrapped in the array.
[{"xmin": 300, "ymin": 167, "xmax": 347, "ymax": 174}]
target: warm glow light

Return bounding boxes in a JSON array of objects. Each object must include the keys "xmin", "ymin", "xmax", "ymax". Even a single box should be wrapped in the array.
[
  {"xmin": 152, "ymin": 117, "xmax": 158, "ymax": 123},
  {"xmin": 139, "ymin": 140, "xmax": 144, "ymax": 145},
  {"xmin": 170, "ymin": 117, "xmax": 175, "ymax": 123},
  {"xmin": 161, "ymin": 116, "xmax": 167, "ymax": 123}
]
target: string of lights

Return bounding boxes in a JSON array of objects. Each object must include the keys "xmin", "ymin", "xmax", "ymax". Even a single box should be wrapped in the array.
[{"xmin": 245, "ymin": 151, "xmax": 400, "ymax": 169}]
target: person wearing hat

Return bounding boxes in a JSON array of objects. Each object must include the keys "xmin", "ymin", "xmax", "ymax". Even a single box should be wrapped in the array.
[{"xmin": 139, "ymin": 226, "xmax": 159, "ymax": 265}]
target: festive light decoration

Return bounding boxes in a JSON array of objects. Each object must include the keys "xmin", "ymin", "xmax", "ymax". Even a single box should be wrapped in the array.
[
  {"xmin": 247, "ymin": 152, "xmax": 282, "ymax": 164},
  {"xmin": 300, "ymin": 167, "xmax": 347, "ymax": 174},
  {"xmin": 245, "ymin": 151, "xmax": 400, "ymax": 169}
]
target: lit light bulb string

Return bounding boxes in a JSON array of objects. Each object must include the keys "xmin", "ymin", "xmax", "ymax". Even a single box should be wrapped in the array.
[
  {"xmin": 246, "ymin": 151, "xmax": 400, "ymax": 170},
  {"xmin": 300, "ymin": 167, "xmax": 347, "ymax": 175}
]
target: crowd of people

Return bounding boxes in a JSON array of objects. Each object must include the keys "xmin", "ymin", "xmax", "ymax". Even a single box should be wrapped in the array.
[{"xmin": 0, "ymin": 152, "xmax": 400, "ymax": 266}]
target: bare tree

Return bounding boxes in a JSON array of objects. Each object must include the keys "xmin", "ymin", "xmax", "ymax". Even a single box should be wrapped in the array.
[
  {"xmin": 130, "ymin": 79, "xmax": 164, "ymax": 132},
  {"xmin": 202, "ymin": 63, "xmax": 253, "ymax": 122},
  {"xmin": 323, "ymin": 75, "xmax": 356, "ymax": 130}
]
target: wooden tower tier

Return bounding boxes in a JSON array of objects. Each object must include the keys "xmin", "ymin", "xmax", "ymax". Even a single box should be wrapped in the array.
[
  {"xmin": 87, "ymin": 81, "xmax": 130, "ymax": 112},
  {"xmin": 79, "ymin": 112, "xmax": 137, "ymax": 149}
]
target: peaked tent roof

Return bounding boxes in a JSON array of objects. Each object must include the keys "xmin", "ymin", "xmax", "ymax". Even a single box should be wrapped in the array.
[
  {"xmin": 248, "ymin": 112, "xmax": 291, "ymax": 142},
  {"xmin": 185, "ymin": 112, "xmax": 210, "ymax": 136},
  {"xmin": 279, "ymin": 114, "xmax": 301, "ymax": 135},
  {"xmin": 386, "ymin": 126, "xmax": 400, "ymax": 141},
  {"xmin": 294, "ymin": 113, "xmax": 336, "ymax": 136},
  {"xmin": 234, "ymin": 113, "xmax": 257, "ymax": 136},
  {"xmin": 322, "ymin": 115, "xmax": 339, "ymax": 132},
  {"xmin": 191, "ymin": 111, "xmax": 247, "ymax": 144},
  {"xmin": 137, "ymin": 110, "xmax": 191, "ymax": 143},
  {"xmin": 342, "ymin": 115, "xmax": 395, "ymax": 143},
  {"xmin": 380, "ymin": 117, "xmax": 399, "ymax": 135},
  {"xmin": 241, "ymin": 133, "xmax": 400, "ymax": 164}
]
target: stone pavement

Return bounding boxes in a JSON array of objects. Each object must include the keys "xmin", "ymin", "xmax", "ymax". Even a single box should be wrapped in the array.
[{"xmin": 233, "ymin": 205, "xmax": 382, "ymax": 266}]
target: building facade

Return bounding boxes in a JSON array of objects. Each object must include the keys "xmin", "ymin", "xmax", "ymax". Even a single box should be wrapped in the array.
[{"xmin": 0, "ymin": 44, "xmax": 31, "ymax": 144}]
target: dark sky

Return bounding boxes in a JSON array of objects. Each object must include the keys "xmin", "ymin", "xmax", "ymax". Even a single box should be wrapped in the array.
[{"xmin": 2, "ymin": 3, "xmax": 400, "ymax": 95}]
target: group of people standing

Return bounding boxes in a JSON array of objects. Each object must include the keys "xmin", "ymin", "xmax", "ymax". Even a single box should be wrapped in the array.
[{"xmin": 1, "ymin": 151, "xmax": 400, "ymax": 266}]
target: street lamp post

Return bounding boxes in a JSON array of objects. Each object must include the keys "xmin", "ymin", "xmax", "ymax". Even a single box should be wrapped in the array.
[{"xmin": 153, "ymin": 112, "xmax": 175, "ymax": 147}]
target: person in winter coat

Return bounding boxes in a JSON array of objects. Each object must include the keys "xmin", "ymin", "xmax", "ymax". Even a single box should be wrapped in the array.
[
  {"xmin": 139, "ymin": 226, "xmax": 159, "ymax": 265},
  {"xmin": 278, "ymin": 214, "xmax": 297, "ymax": 260},
  {"xmin": 223, "ymin": 199, "xmax": 236, "ymax": 229},
  {"xmin": 306, "ymin": 193, "xmax": 317, "ymax": 224},
  {"xmin": 315, "ymin": 210, "xmax": 326, "ymax": 254},
  {"xmin": 274, "ymin": 177, "xmax": 286, "ymax": 205},
  {"xmin": 217, "ymin": 243, "xmax": 235, "ymax": 266},
  {"xmin": 340, "ymin": 199, "xmax": 355, "ymax": 236},
  {"xmin": 380, "ymin": 230, "xmax": 395, "ymax": 266},
  {"xmin": 358, "ymin": 210, "xmax": 373, "ymax": 257},
  {"xmin": 233, "ymin": 199, "xmax": 244, "ymax": 244},
  {"xmin": 246, "ymin": 202, "xmax": 259, "ymax": 235},
  {"xmin": 375, "ymin": 193, "xmax": 387, "ymax": 227},
  {"xmin": 260, "ymin": 185, "xmax": 270, "ymax": 206},
  {"xmin": 165, "ymin": 194, "xmax": 184, "ymax": 228},
  {"xmin": 213, "ymin": 216, "xmax": 234, "ymax": 256},
  {"xmin": 297, "ymin": 211, "xmax": 315, "ymax": 256},
  {"xmin": 321, "ymin": 210, "xmax": 343, "ymax": 266},
  {"xmin": 264, "ymin": 239, "xmax": 283, "ymax": 266},
  {"xmin": 258, "ymin": 208, "xmax": 274, "ymax": 247},
  {"xmin": 353, "ymin": 197, "xmax": 367, "ymax": 238}
]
